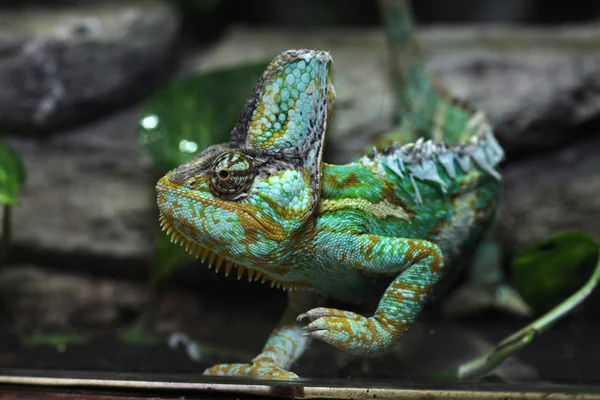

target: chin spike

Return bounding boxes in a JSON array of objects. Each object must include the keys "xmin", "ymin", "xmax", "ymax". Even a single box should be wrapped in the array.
[
  {"xmin": 174, "ymin": 233, "xmax": 183, "ymax": 245},
  {"xmin": 207, "ymin": 251, "xmax": 216, "ymax": 268},
  {"xmin": 224, "ymin": 260, "xmax": 234, "ymax": 276},
  {"xmin": 215, "ymin": 260, "xmax": 223, "ymax": 273},
  {"xmin": 247, "ymin": 269, "xmax": 255, "ymax": 282},
  {"xmin": 214, "ymin": 255, "xmax": 225, "ymax": 272},
  {"xmin": 237, "ymin": 265, "xmax": 246, "ymax": 280},
  {"xmin": 200, "ymin": 247, "xmax": 210, "ymax": 262}
]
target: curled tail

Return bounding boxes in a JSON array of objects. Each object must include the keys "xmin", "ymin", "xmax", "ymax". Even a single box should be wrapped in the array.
[{"xmin": 377, "ymin": 0, "xmax": 491, "ymax": 146}]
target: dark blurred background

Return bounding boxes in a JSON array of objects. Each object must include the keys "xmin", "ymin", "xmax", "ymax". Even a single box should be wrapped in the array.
[
  {"xmin": 212, "ymin": 0, "xmax": 600, "ymax": 26},
  {"xmin": 3, "ymin": 0, "xmax": 600, "ymax": 25}
]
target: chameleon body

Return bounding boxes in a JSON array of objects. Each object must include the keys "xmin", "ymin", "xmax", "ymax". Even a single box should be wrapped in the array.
[{"xmin": 156, "ymin": 0, "xmax": 504, "ymax": 379}]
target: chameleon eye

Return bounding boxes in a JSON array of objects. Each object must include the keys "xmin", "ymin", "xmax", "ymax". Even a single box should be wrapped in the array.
[
  {"xmin": 209, "ymin": 151, "xmax": 255, "ymax": 199},
  {"xmin": 217, "ymin": 168, "xmax": 231, "ymax": 180}
]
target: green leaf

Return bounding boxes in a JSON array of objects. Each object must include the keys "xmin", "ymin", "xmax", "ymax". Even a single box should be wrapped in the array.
[
  {"xmin": 0, "ymin": 138, "xmax": 25, "ymax": 206},
  {"xmin": 511, "ymin": 231, "xmax": 599, "ymax": 314},
  {"xmin": 139, "ymin": 60, "xmax": 270, "ymax": 172}
]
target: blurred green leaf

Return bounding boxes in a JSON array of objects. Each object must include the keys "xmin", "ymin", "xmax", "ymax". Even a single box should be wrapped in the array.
[
  {"xmin": 511, "ymin": 231, "xmax": 599, "ymax": 314},
  {"xmin": 21, "ymin": 332, "xmax": 89, "ymax": 348},
  {"xmin": 152, "ymin": 230, "xmax": 196, "ymax": 286},
  {"xmin": 0, "ymin": 138, "xmax": 25, "ymax": 206},
  {"xmin": 0, "ymin": 139, "xmax": 24, "ymax": 266},
  {"xmin": 139, "ymin": 60, "xmax": 270, "ymax": 172},
  {"xmin": 120, "ymin": 326, "xmax": 166, "ymax": 347}
]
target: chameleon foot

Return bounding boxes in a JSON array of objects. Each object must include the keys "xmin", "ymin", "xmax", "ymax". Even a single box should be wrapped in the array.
[
  {"xmin": 203, "ymin": 359, "xmax": 300, "ymax": 380},
  {"xmin": 298, "ymin": 307, "xmax": 394, "ymax": 357}
]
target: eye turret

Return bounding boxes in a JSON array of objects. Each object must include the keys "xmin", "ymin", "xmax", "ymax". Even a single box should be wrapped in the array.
[{"xmin": 209, "ymin": 151, "xmax": 255, "ymax": 200}]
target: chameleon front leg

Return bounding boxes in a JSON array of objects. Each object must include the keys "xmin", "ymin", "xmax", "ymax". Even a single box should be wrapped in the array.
[
  {"xmin": 300, "ymin": 233, "xmax": 444, "ymax": 356},
  {"xmin": 204, "ymin": 290, "xmax": 318, "ymax": 380}
]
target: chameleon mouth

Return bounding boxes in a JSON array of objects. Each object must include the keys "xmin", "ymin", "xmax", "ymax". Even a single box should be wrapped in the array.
[{"xmin": 158, "ymin": 212, "xmax": 311, "ymax": 292}]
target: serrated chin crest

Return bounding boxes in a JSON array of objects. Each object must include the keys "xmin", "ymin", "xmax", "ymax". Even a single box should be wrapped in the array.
[{"xmin": 158, "ymin": 212, "xmax": 311, "ymax": 292}]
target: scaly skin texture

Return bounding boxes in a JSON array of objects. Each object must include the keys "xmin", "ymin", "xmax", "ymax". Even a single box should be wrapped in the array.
[{"xmin": 156, "ymin": 0, "xmax": 504, "ymax": 379}]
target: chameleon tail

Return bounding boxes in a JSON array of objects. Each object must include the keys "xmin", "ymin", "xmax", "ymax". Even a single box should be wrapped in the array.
[
  {"xmin": 379, "ymin": 0, "xmax": 432, "ymax": 133},
  {"xmin": 378, "ymin": 0, "xmax": 488, "ymax": 146}
]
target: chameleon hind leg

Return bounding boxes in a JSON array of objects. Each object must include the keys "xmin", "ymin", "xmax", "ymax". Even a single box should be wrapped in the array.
[
  {"xmin": 203, "ymin": 291, "xmax": 318, "ymax": 379},
  {"xmin": 300, "ymin": 233, "xmax": 444, "ymax": 356}
]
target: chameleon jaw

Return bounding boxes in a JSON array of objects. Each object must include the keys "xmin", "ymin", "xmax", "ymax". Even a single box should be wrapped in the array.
[{"xmin": 158, "ymin": 212, "xmax": 311, "ymax": 292}]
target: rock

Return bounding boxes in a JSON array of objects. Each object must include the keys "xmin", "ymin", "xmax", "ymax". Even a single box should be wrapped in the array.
[
  {"xmin": 7, "ymin": 107, "xmax": 158, "ymax": 268},
  {"xmin": 432, "ymin": 41, "xmax": 600, "ymax": 158},
  {"xmin": 0, "ymin": 265, "xmax": 149, "ymax": 331},
  {"xmin": 187, "ymin": 26, "xmax": 600, "ymax": 162},
  {"xmin": 0, "ymin": 0, "xmax": 180, "ymax": 133},
  {"xmin": 0, "ymin": 264, "xmax": 211, "ymax": 334},
  {"xmin": 0, "ymin": 263, "xmax": 281, "ymax": 352},
  {"xmin": 501, "ymin": 134, "xmax": 600, "ymax": 252}
]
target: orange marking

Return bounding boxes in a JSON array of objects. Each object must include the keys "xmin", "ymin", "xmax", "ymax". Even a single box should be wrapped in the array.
[
  {"xmin": 364, "ymin": 235, "xmax": 381, "ymax": 261},
  {"xmin": 381, "ymin": 185, "xmax": 416, "ymax": 217},
  {"xmin": 406, "ymin": 241, "xmax": 444, "ymax": 274},
  {"xmin": 325, "ymin": 172, "xmax": 360, "ymax": 189}
]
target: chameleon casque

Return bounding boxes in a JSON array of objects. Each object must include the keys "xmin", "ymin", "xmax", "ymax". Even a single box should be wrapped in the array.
[{"xmin": 156, "ymin": 0, "xmax": 505, "ymax": 380}]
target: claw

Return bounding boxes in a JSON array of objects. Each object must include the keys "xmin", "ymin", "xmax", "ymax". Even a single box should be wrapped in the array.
[{"xmin": 297, "ymin": 313, "xmax": 308, "ymax": 322}]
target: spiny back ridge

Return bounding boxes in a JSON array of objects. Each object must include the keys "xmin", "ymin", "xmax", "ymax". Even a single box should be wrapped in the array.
[{"xmin": 359, "ymin": 111, "xmax": 504, "ymax": 204}]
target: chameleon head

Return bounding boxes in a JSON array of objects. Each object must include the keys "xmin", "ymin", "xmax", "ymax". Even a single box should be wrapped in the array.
[
  {"xmin": 156, "ymin": 49, "xmax": 335, "ymax": 290},
  {"xmin": 155, "ymin": 145, "xmax": 315, "ymax": 275}
]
